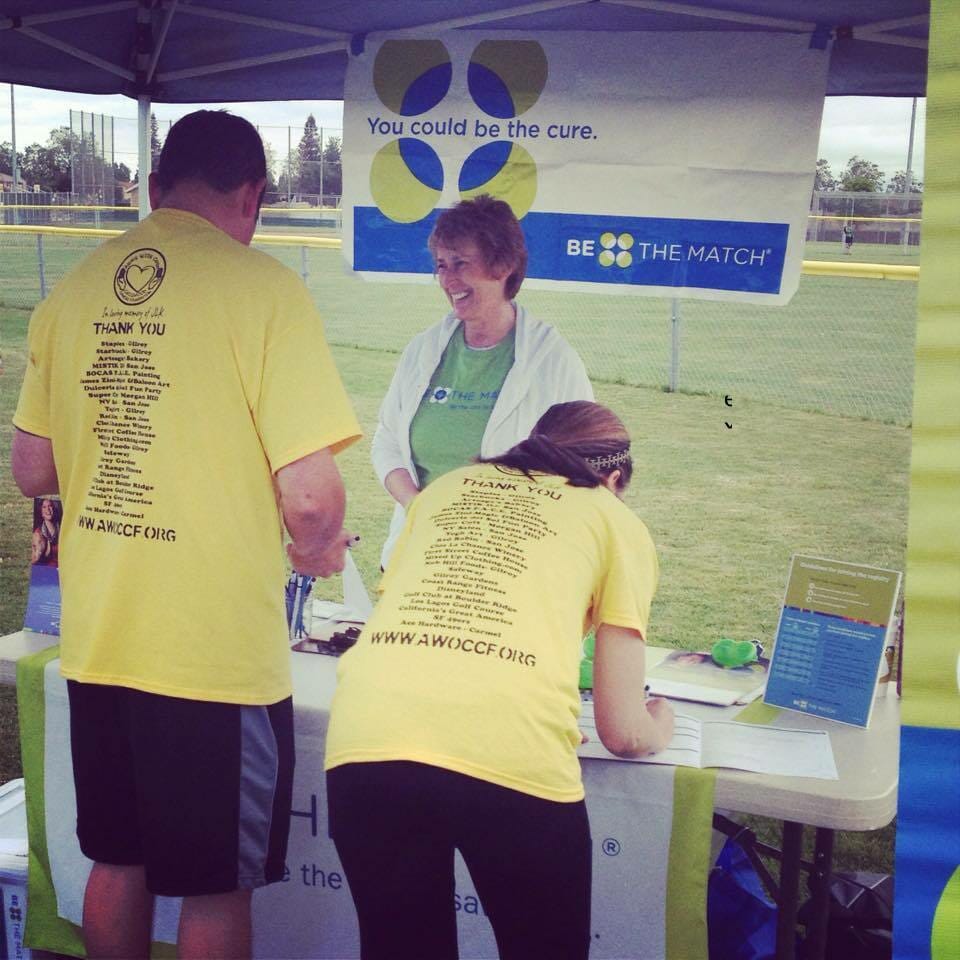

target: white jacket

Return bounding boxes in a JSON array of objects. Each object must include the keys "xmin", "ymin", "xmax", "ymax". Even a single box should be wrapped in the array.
[{"xmin": 372, "ymin": 304, "xmax": 594, "ymax": 567}]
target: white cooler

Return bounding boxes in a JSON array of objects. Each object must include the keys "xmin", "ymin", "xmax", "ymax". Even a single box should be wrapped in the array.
[{"xmin": 0, "ymin": 780, "xmax": 29, "ymax": 960}]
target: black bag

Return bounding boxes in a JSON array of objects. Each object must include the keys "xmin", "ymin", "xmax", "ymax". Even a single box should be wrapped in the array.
[{"xmin": 799, "ymin": 872, "xmax": 893, "ymax": 960}]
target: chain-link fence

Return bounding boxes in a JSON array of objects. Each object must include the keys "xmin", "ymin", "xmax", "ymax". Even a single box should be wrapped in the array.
[
  {"xmin": 68, "ymin": 110, "xmax": 116, "ymax": 204},
  {"xmin": 82, "ymin": 115, "xmax": 343, "ymax": 202},
  {"xmin": 1, "ymin": 227, "xmax": 916, "ymax": 426},
  {"xmin": 0, "ymin": 192, "xmax": 86, "ymax": 224},
  {"xmin": 808, "ymin": 190, "xmax": 922, "ymax": 253}
]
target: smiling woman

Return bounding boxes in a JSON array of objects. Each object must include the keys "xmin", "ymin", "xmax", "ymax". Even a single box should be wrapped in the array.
[{"xmin": 369, "ymin": 194, "xmax": 594, "ymax": 569}]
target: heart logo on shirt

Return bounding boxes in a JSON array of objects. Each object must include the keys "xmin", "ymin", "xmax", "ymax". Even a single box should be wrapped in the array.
[
  {"xmin": 126, "ymin": 264, "xmax": 156, "ymax": 292},
  {"xmin": 114, "ymin": 248, "xmax": 166, "ymax": 305}
]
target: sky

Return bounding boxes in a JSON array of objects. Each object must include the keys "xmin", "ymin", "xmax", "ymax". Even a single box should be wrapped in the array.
[{"xmin": 1, "ymin": 83, "xmax": 926, "ymax": 186}]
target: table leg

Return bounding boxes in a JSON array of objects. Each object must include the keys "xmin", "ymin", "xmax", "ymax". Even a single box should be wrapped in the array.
[
  {"xmin": 803, "ymin": 827, "xmax": 836, "ymax": 960},
  {"xmin": 775, "ymin": 821, "xmax": 804, "ymax": 960}
]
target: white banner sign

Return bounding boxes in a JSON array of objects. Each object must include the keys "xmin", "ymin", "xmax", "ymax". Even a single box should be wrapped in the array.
[{"xmin": 343, "ymin": 30, "xmax": 830, "ymax": 304}]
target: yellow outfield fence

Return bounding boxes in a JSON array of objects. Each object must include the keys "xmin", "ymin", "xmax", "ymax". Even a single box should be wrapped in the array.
[
  {"xmin": 0, "ymin": 223, "xmax": 921, "ymax": 280},
  {"xmin": 809, "ymin": 215, "xmax": 922, "ymax": 224}
]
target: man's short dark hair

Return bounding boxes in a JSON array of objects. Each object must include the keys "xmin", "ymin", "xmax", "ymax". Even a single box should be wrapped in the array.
[{"xmin": 155, "ymin": 110, "xmax": 267, "ymax": 193}]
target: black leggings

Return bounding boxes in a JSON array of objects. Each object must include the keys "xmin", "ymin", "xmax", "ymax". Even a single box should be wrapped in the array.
[{"xmin": 327, "ymin": 761, "xmax": 592, "ymax": 960}]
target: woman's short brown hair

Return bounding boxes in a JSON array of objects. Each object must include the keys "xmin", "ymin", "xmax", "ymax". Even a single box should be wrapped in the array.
[{"xmin": 428, "ymin": 195, "xmax": 528, "ymax": 300}]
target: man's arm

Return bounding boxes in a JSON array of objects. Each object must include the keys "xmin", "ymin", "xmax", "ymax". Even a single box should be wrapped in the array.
[
  {"xmin": 11, "ymin": 429, "xmax": 59, "ymax": 497},
  {"xmin": 274, "ymin": 448, "xmax": 350, "ymax": 578}
]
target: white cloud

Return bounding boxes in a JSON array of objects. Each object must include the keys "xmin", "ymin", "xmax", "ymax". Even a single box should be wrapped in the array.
[
  {"xmin": 3, "ymin": 84, "xmax": 925, "ymax": 188},
  {"xmin": 1, "ymin": 85, "xmax": 343, "ymax": 175},
  {"xmin": 817, "ymin": 97, "xmax": 925, "ymax": 182}
]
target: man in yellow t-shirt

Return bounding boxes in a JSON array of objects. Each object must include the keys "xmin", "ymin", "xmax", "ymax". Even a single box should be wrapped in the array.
[{"xmin": 11, "ymin": 111, "xmax": 360, "ymax": 959}]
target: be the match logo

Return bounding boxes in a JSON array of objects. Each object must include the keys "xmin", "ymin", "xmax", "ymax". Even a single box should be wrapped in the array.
[{"xmin": 566, "ymin": 230, "xmax": 774, "ymax": 273}]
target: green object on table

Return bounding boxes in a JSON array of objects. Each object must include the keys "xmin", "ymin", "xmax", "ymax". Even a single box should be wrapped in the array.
[
  {"xmin": 579, "ymin": 631, "xmax": 596, "ymax": 690},
  {"xmin": 579, "ymin": 656, "xmax": 594, "ymax": 690},
  {"xmin": 711, "ymin": 638, "xmax": 759, "ymax": 669}
]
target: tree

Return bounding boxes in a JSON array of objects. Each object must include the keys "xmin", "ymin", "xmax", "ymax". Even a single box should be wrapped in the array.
[
  {"xmin": 262, "ymin": 142, "xmax": 280, "ymax": 194},
  {"xmin": 150, "ymin": 112, "xmax": 163, "ymax": 172},
  {"xmin": 111, "ymin": 162, "xmax": 133, "ymax": 203},
  {"xmin": 279, "ymin": 150, "xmax": 299, "ymax": 198},
  {"xmin": 297, "ymin": 114, "xmax": 324, "ymax": 197},
  {"xmin": 886, "ymin": 170, "xmax": 923, "ymax": 193},
  {"xmin": 298, "ymin": 114, "xmax": 322, "ymax": 163},
  {"xmin": 19, "ymin": 126, "xmax": 78, "ymax": 192},
  {"xmin": 0, "ymin": 141, "xmax": 22, "ymax": 178},
  {"xmin": 321, "ymin": 135, "xmax": 342, "ymax": 200},
  {"xmin": 840, "ymin": 155, "xmax": 885, "ymax": 192},
  {"xmin": 814, "ymin": 158, "xmax": 837, "ymax": 192}
]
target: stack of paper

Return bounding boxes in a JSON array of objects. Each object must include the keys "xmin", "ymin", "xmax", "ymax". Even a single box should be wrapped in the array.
[{"xmin": 577, "ymin": 701, "xmax": 838, "ymax": 780}]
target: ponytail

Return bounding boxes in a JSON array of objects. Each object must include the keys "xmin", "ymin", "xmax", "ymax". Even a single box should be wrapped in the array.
[
  {"xmin": 483, "ymin": 435, "xmax": 608, "ymax": 488},
  {"xmin": 480, "ymin": 401, "xmax": 634, "ymax": 492}
]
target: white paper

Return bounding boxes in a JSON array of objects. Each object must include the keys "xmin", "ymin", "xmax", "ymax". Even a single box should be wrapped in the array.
[
  {"xmin": 342, "ymin": 550, "xmax": 373, "ymax": 620},
  {"xmin": 307, "ymin": 552, "xmax": 373, "ymax": 634},
  {"xmin": 577, "ymin": 701, "xmax": 838, "ymax": 780}
]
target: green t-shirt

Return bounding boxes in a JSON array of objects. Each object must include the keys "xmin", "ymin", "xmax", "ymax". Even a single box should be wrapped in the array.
[{"xmin": 409, "ymin": 325, "xmax": 516, "ymax": 489}]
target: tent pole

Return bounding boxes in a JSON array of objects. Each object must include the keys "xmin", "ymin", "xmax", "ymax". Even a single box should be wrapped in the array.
[
  {"xmin": 174, "ymin": 5, "xmax": 347, "ymax": 39},
  {"xmin": 12, "ymin": 25, "xmax": 134, "ymax": 79},
  {"xmin": 157, "ymin": 40, "xmax": 344, "ymax": 83},
  {"xmin": 372, "ymin": 0, "xmax": 590, "ymax": 35},
  {"xmin": 138, "ymin": 95, "xmax": 151, "ymax": 220}
]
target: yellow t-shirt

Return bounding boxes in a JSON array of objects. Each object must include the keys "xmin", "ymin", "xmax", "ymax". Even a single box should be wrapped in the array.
[
  {"xmin": 325, "ymin": 463, "xmax": 658, "ymax": 801},
  {"xmin": 14, "ymin": 208, "xmax": 361, "ymax": 704}
]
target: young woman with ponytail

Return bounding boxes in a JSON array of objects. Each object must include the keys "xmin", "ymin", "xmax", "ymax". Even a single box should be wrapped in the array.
[{"xmin": 325, "ymin": 401, "xmax": 674, "ymax": 960}]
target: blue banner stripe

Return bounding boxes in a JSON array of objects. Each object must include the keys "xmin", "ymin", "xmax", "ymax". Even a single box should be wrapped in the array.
[
  {"xmin": 353, "ymin": 207, "xmax": 788, "ymax": 294},
  {"xmin": 894, "ymin": 725, "xmax": 960, "ymax": 959}
]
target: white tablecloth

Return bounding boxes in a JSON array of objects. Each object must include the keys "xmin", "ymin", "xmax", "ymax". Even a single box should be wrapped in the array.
[{"xmin": 42, "ymin": 653, "xmax": 712, "ymax": 959}]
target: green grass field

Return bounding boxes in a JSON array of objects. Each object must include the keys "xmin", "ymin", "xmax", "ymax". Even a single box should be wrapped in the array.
[
  {"xmin": 0, "ymin": 273, "xmax": 910, "ymax": 872},
  {"xmin": 1, "ymin": 232, "xmax": 918, "ymax": 427}
]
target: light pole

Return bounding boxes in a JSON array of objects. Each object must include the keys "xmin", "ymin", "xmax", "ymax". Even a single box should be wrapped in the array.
[
  {"xmin": 901, "ymin": 97, "xmax": 917, "ymax": 253},
  {"xmin": 10, "ymin": 84, "xmax": 19, "ymax": 193}
]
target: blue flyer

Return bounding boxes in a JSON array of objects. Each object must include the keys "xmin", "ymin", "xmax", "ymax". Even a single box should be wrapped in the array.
[
  {"xmin": 764, "ymin": 555, "xmax": 901, "ymax": 728},
  {"xmin": 23, "ymin": 497, "xmax": 62, "ymax": 635}
]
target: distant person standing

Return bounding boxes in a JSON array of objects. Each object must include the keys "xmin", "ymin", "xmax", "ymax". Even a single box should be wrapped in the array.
[
  {"xmin": 11, "ymin": 110, "xmax": 361, "ymax": 959},
  {"xmin": 842, "ymin": 221, "xmax": 855, "ymax": 254}
]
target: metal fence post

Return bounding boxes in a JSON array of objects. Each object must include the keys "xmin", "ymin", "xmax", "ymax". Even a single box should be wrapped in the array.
[
  {"xmin": 37, "ymin": 233, "xmax": 48, "ymax": 300},
  {"xmin": 669, "ymin": 297, "xmax": 681, "ymax": 392},
  {"xmin": 301, "ymin": 246, "xmax": 309, "ymax": 286}
]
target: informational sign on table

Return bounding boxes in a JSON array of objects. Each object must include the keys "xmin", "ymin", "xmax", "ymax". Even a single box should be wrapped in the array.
[
  {"xmin": 764, "ymin": 555, "xmax": 902, "ymax": 727},
  {"xmin": 342, "ymin": 30, "xmax": 829, "ymax": 304}
]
